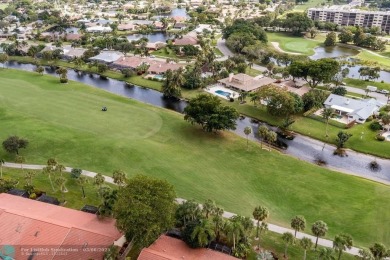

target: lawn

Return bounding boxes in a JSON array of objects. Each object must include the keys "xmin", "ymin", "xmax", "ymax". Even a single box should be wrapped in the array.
[
  {"xmin": 1, "ymin": 69, "xmax": 390, "ymax": 247},
  {"xmin": 344, "ymin": 78, "xmax": 390, "ymax": 92},
  {"xmin": 1, "ymin": 168, "xmax": 106, "ymax": 210},
  {"xmin": 293, "ymin": 0, "xmax": 325, "ymax": 11},
  {"xmin": 356, "ymin": 49, "xmax": 390, "ymax": 70},
  {"xmin": 266, "ymin": 32, "xmax": 323, "ymax": 56}
]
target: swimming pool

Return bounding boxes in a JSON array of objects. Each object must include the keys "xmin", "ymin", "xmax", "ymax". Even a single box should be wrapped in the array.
[
  {"xmin": 154, "ymin": 75, "xmax": 165, "ymax": 80},
  {"xmin": 215, "ymin": 90, "xmax": 231, "ymax": 98}
]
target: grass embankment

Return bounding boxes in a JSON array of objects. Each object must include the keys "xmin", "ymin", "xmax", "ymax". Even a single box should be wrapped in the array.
[
  {"xmin": 344, "ymin": 78, "xmax": 390, "ymax": 92},
  {"xmin": 293, "ymin": 0, "xmax": 325, "ymax": 11},
  {"xmin": 356, "ymin": 49, "xmax": 390, "ymax": 70},
  {"xmin": 1, "ymin": 69, "xmax": 390, "ymax": 247},
  {"xmin": 266, "ymin": 32, "xmax": 323, "ymax": 56},
  {"xmin": 1, "ymin": 168, "xmax": 106, "ymax": 210}
]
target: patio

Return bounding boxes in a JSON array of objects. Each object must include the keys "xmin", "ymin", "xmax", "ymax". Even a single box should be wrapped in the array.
[{"xmin": 314, "ymin": 108, "xmax": 350, "ymax": 124}]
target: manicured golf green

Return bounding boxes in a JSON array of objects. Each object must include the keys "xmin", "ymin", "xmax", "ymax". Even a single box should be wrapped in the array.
[
  {"xmin": 1, "ymin": 69, "xmax": 390, "ymax": 247},
  {"xmin": 266, "ymin": 32, "xmax": 323, "ymax": 55}
]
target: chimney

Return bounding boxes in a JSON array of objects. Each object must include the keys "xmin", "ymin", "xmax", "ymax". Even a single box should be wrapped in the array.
[
  {"xmin": 228, "ymin": 73, "xmax": 234, "ymax": 82},
  {"xmin": 345, "ymin": 99, "xmax": 350, "ymax": 105}
]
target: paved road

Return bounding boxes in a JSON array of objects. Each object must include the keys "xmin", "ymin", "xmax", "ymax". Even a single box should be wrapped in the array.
[
  {"xmin": 3, "ymin": 162, "xmax": 361, "ymax": 256},
  {"xmin": 345, "ymin": 86, "xmax": 389, "ymax": 104}
]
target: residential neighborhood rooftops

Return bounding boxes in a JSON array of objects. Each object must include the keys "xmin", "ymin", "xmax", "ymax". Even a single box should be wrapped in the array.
[
  {"xmin": 218, "ymin": 73, "xmax": 275, "ymax": 92},
  {"xmin": 0, "ymin": 193, "xmax": 122, "ymax": 260},
  {"xmin": 138, "ymin": 235, "xmax": 238, "ymax": 260}
]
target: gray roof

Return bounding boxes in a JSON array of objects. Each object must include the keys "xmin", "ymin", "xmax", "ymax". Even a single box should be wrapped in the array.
[
  {"xmin": 324, "ymin": 94, "xmax": 384, "ymax": 119},
  {"xmin": 89, "ymin": 51, "xmax": 123, "ymax": 63}
]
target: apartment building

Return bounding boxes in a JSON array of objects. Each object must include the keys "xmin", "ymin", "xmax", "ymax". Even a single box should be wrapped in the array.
[{"xmin": 307, "ymin": 7, "xmax": 390, "ymax": 33}]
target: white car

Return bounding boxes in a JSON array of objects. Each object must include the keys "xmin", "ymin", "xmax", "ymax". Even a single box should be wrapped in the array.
[{"xmin": 377, "ymin": 89, "xmax": 389, "ymax": 94}]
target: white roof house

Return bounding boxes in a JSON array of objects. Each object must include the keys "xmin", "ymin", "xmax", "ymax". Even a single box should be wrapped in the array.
[
  {"xmin": 89, "ymin": 51, "xmax": 124, "ymax": 63},
  {"xmin": 86, "ymin": 26, "xmax": 112, "ymax": 33},
  {"xmin": 324, "ymin": 94, "xmax": 384, "ymax": 123}
]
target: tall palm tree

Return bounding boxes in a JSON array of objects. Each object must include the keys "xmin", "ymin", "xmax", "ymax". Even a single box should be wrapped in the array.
[
  {"xmin": 282, "ymin": 232, "xmax": 295, "ymax": 258},
  {"xmin": 0, "ymin": 158, "xmax": 4, "ymax": 178},
  {"xmin": 244, "ymin": 126, "xmax": 252, "ymax": 150},
  {"xmin": 112, "ymin": 170, "xmax": 127, "ymax": 186},
  {"xmin": 300, "ymin": 237, "xmax": 313, "ymax": 260},
  {"xmin": 358, "ymin": 248, "xmax": 374, "ymax": 260},
  {"xmin": 56, "ymin": 164, "xmax": 66, "ymax": 177},
  {"xmin": 321, "ymin": 108, "xmax": 334, "ymax": 141},
  {"xmin": 333, "ymin": 233, "xmax": 353, "ymax": 260},
  {"xmin": 191, "ymin": 219, "xmax": 215, "ymax": 247},
  {"xmin": 212, "ymin": 208, "xmax": 224, "ymax": 242},
  {"xmin": 291, "ymin": 215, "xmax": 306, "ymax": 237},
  {"xmin": 311, "ymin": 220, "xmax": 328, "ymax": 248},
  {"xmin": 77, "ymin": 175, "xmax": 88, "ymax": 199},
  {"xmin": 202, "ymin": 199, "xmax": 216, "ymax": 218},
  {"xmin": 258, "ymin": 125, "xmax": 269, "ymax": 149},
  {"xmin": 253, "ymin": 206, "xmax": 269, "ymax": 240},
  {"xmin": 224, "ymin": 217, "xmax": 244, "ymax": 250},
  {"xmin": 369, "ymin": 243, "xmax": 388, "ymax": 260}
]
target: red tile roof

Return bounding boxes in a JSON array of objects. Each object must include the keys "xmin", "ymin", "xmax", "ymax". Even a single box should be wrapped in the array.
[
  {"xmin": 138, "ymin": 235, "xmax": 238, "ymax": 260},
  {"xmin": 0, "ymin": 193, "xmax": 122, "ymax": 260}
]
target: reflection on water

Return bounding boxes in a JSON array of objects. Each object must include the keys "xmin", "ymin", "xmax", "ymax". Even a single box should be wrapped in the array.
[{"xmin": 310, "ymin": 46, "xmax": 359, "ymax": 60}]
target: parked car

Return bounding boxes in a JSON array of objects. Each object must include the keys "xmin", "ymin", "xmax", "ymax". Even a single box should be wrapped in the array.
[{"xmin": 377, "ymin": 89, "xmax": 389, "ymax": 94}]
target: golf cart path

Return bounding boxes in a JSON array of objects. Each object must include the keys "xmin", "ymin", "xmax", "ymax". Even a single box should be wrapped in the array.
[{"xmin": 3, "ymin": 162, "xmax": 361, "ymax": 256}]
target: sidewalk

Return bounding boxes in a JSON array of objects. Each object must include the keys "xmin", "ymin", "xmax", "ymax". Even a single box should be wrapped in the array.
[{"xmin": 3, "ymin": 162, "xmax": 361, "ymax": 256}]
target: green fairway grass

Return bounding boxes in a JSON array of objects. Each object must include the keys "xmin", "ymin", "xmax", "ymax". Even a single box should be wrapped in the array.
[
  {"xmin": 1, "ymin": 69, "xmax": 390, "ymax": 247},
  {"xmin": 266, "ymin": 32, "xmax": 323, "ymax": 55},
  {"xmin": 293, "ymin": 0, "xmax": 324, "ymax": 11}
]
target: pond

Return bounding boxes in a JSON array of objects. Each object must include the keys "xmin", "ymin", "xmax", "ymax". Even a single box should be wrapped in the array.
[
  {"xmin": 152, "ymin": 8, "xmax": 189, "ymax": 19},
  {"xmin": 310, "ymin": 46, "xmax": 360, "ymax": 60},
  {"xmin": 342, "ymin": 64, "xmax": 390, "ymax": 82},
  {"xmin": 127, "ymin": 32, "xmax": 173, "ymax": 43},
  {"xmin": 3, "ymin": 61, "xmax": 390, "ymax": 183}
]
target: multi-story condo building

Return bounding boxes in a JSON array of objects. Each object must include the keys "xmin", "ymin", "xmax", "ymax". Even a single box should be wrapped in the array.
[{"xmin": 307, "ymin": 7, "xmax": 390, "ymax": 33}]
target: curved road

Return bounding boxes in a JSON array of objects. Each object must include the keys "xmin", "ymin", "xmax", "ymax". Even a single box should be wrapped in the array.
[{"xmin": 3, "ymin": 162, "xmax": 361, "ymax": 256}]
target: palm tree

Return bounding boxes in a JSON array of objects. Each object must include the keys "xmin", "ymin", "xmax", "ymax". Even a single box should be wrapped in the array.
[
  {"xmin": 253, "ymin": 206, "xmax": 269, "ymax": 242},
  {"xmin": 300, "ymin": 237, "xmax": 313, "ymax": 260},
  {"xmin": 291, "ymin": 215, "xmax": 306, "ymax": 237},
  {"xmin": 282, "ymin": 232, "xmax": 295, "ymax": 258},
  {"xmin": 224, "ymin": 217, "xmax": 244, "ymax": 250},
  {"xmin": 191, "ymin": 219, "xmax": 215, "ymax": 247},
  {"xmin": 42, "ymin": 165, "xmax": 56, "ymax": 191},
  {"xmin": 112, "ymin": 170, "xmax": 127, "ymax": 186},
  {"xmin": 94, "ymin": 173, "xmax": 105, "ymax": 189},
  {"xmin": 212, "ymin": 208, "xmax": 224, "ymax": 242},
  {"xmin": 311, "ymin": 220, "xmax": 328, "ymax": 248},
  {"xmin": 202, "ymin": 199, "xmax": 216, "ymax": 218},
  {"xmin": 244, "ymin": 126, "xmax": 252, "ymax": 150},
  {"xmin": 369, "ymin": 243, "xmax": 388, "ymax": 260},
  {"xmin": 55, "ymin": 176, "xmax": 67, "ymax": 203},
  {"xmin": 77, "ymin": 175, "xmax": 88, "ymax": 199},
  {"xmin": 0, "ymin": 158, "xmax": 4, "ymax": 178},
  {"xmin": 321, "ymin": 108, "xmax": 334, "ymax": 141},
  {"xmin": 358, "ymin": 248, "xmax": 374, "ymax": 260},
  {"xmin": 24, "ymin": 171, "xmax": 36, "ymax": 186},
  {"xmin": 318, "ymin": 248, "xmax": 335, "ymax": 260},
  {"xmin": 333, "ymin": 233, "xmax": 353, "ymax": 260},
  {"xmin": 56, "ymin": 164, "xmax": 66, "ymax": 177},
  {"xmin": 258, "ymin": 125, "xmax": 269, "ymax": 149}
]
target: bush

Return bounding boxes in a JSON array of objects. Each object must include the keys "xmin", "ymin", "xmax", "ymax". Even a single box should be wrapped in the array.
[
  {"xmin": 71, "ymin": 168, "xmax": 82, "ymax": 178},
  {"xmin": 29, "ymin": 193, "xmax": 37, "ymax": 199},
  {"xmin": 384, "ymin": 105, "xmax": 390, "ymax": 112},
  {"xmin": 332, "ymin": 86, "xmax": 347, "ymax": 96},
  {"xmin": 370, "ymin": 121, "xmax": 383, "ymax": 131},
  {"xmin": 60, "ymin": 77, "xmax": 68, "ymax": 83},
  {"xmin": 366, "ymin": 116, "xmax": 373, "ymax": 122},
  {"xmin": 376, "ymin": 135, "xmax": 385, "ymax": 141}
]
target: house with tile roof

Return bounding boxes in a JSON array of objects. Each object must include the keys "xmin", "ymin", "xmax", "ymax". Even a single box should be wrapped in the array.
[
  {"xmin": 0, "ymin": 193, "xmax": 123, "ymax": 260},
  {"xmin": 138, "ymin": 235, "xmax": 238, "ymax": 260},
  {"xmin": 324, "ymin": 94, "xmax": 384, "ymax": 123}
]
